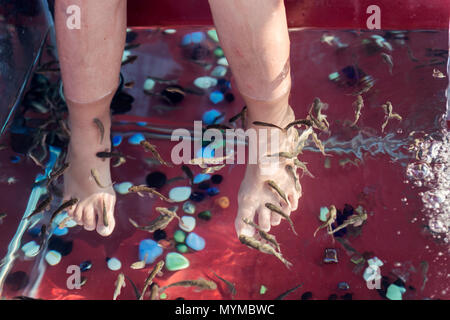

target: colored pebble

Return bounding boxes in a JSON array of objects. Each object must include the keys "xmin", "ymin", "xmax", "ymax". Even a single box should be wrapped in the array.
[
  {"xmin": 143, "ymin": 78, "xmax": 155, "ymax": 91},
  {"xmin": 207, "ymin": 187, "xmax": 220, "ymax": 196},
  {"xmin": 319, "ymin": 207, "xmax": 330, "ymax": 222},
  {"xmin": 213, "ymin": 47, "xmax": 224, "ymax": 57},
  {"xmin": 194, "ymin": 76, "xmax": 217, "ymax": 89},
  {"xmin": 165, "ymin": 252, "xmax": 190, "ymax": 271},
  {"xmin": 338, "ymin": 282, "xmax": 350, "ymax": 290},
  {"xmin": 217, "ymin": 57, "xmax": 228, "ymax": 66},
  {"xmin": 45, "ymin": 250, "xmax": 62, "ymax": 266},
  {"xmin": 225, "ymin": 92, "xmax": 235, "ymax": 103},
  {"xmin": 363, "ymin": 266, "xmax": 381, "ymax": 282},
  {"xmin": 10, "ymin": 155, "xmax": 20, "ymax": 163},
  {"xmin": 193, "ymin": 173, "xmax": 211, "ymax": 184},
  {"xmin": 137, "ymin": 121, "xmax": 147, "ymax": 127},
  {"xmin": 128, "ymin": 133, "xmax": 145, "ymax": 145},
  {"xmin": 301, "ymin": 291, "xmax": 313, "ymax": 300},
  {"xmin": 139, "ymin": 239, "xmax": 163, "ymax": 264},
  {"xmin": 324, "ymin": 248, "xmax": 338, "ymax": 263},
  {"xmin": 211, "ymin": 65, "xmax": 227, "ymax": 78},
  {"xmin": 169, "ymin": 186, "xmax": 192, "ymax": 202},
  {"xmin": 190, "ymin": 192, "xmax": 206, "ymax": 202},
  {"xmin": 163, "ymin": 29, "xmax": 177, "ymax": 34},
  {"xmin": 112, "ymin": 135, "xmax": 123, "ymax": 147},
  {"xmin": 160, "ymin": 292, "xmax": 168, "ymax": 299},
  {"xmin": 176, "ymin": 244, "xmax": 189, "ymax": 253},
  {"xmin": 209, "ymin": 91, "xmax": 224, "ymax": 104},
  {"xmin": 27, "ymin": 226, "xmax": 41, "ymax": 237},
  {"xmin": 207, "ymin": 29, "xmax": 219, "ymax": 42},
  {"xmin": 48, "ymin": 237, "xmax": 73, "ymax": 256},
  {"xmin": 53, "ymin": 227, "xmax": 69, "ymax": 237},
  {"xmin": 197, "ymin": 145, "xmax": 216, "ymax": 159},
  {"xmin": 107, "ymin": 257, "xmax": 122, "ymax": 271},
  {"xmin": 198, "ymin": 181, "xmax": 210, "ymax": 190},
  {"xmin": 153, "ymin": 229, "xmax": 167, "ymax": 241},
  {"xmin": 259, "ymin": 285, "xmax": 267, "ymax": 295},
  {"xmin": 182, "ymin": 201, "xmax": 196, "ymax": 214},
  {"xmin": 179, "ymin": 216, "xmax": 196, "ymax": 232},
  {"xmin": 5, "ymin": 271, "xmax": 29, "ymax": 291},
  {"xmin": 146, "ymin": 171, "xmax": 167, "ymax": 189},
  {"xmin": 386, "ymin": 284, "xmax": 406, "ymax": 300},
  {"xmin": 174, "ymin": 230, "xmax": 186, "ymax": 243},
  {"xmin": 79, "ymin": 260, "xmax": 92, "ymax": 272},
  {"xmin": 214, "ymin": 196, "xmax": 229, "ymax": 209},
  {"xmin": 202, "ymin": 109, "xmax": 224, "ymax": 125},
  {"xmin": 181, "ymin": 32, "xmax": 205, "ymax": 45},
  {"xmin": 114, "ymin": 181, "xmax": 133, "ymax": 195},
  {"xmin": 368, "ymin": 256, "xmax": 384, "ymax": 268},
  {"xmin": 185, "ymin": 232, "xmax": 205, "ymax": 251},
  {"xmin": 21, "ymin": 241, "xmax": 40, "ymax": 257},
  {"xmin": 211, "ymin": 174, "xmax": 223, "ymax": 184},
  {"xmin": 198, "ymin": 210, "xmax": 212, "ymax": 221}
]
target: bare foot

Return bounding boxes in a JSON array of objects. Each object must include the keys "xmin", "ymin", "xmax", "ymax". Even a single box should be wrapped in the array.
[
  {"xmin": 63, "ymin": 108, "xmax": 116, "ymax": 236},
  {"xmin": 235, "ymin": 105, "xmax": 302, "ymax": 237}
]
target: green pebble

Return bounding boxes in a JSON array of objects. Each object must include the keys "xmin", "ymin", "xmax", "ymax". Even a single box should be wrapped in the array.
[
  {"xmin": 198, "ymin": 210, "xmax": 212, "ymax": 221},
  {"xmin": 214, "ymin": 47, "xmax": 224, "ymax": 58},
  {"xmin": 207, "ymin": 29, "xmax": 219, "ymax": 42},
  {"xmin": 174, "ymin": 230, "xmax": 186, "ymax": 243},
  {"xmin": 319, "ymin": 207, "xmax": 329, "ymax": 222},
  {"xmin": 386, "ymin": 284, "xmax": 406, "ymax": 300},
  {"xmin": 176, "ymin": 244, "xmax": 189, "ymax": 253},
  {"xmin": 328, "ymin": 72, "xmax": 340, "ymax": 81},
  {"xmin": 160, "ymin": 293, "xmax": 167, "ymax": 299},
  {"xmin": 165, "ymin": 252, "xmax": 190, "ymax": 271},
  {"xmin": 260, "ymin": 285, "xmax": 267, "ymax": 295}
]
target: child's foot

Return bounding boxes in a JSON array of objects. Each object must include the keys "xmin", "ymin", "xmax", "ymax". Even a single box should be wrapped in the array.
[
  {"xmin": 63, "ymin": 109, "xmax": 116, "ymax": 236},
  {"xmin": 235, "ymin": 105, "xmax": 302, "ymax": 237}
]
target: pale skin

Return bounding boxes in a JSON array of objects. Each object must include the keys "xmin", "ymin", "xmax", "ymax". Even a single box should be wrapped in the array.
[{"xmin": 55, "ymin": 0, "xmax": 300, "ymax": 237}]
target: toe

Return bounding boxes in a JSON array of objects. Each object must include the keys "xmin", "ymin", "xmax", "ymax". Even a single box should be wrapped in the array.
[
  {"xmin": 96, "ymin": 195, "xmax": 116, "ymax": 237},
  {"xmin": 270, "ymin": 212, "xmax": 282, "ymax": 226},
  {"xmin": 257, "ymin": 206, "xmax": 272, "ymax": 232},
  {"xmin": 235, "ymin": 206, "xmax": 256, "ymax": 237},
  {"xmin": 288, "ymin": 193, "xmax": 298, "ymax": 211},
  {"xmin": 73, "ymin": 205, "xmax": 84, "ymax": 225},
  {"xmin": 83, "ymin": 207, "xmax": 96, "ymax": 231}
]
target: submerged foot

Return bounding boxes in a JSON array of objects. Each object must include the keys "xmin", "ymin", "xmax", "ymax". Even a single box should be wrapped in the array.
[
  {"xmin": 63, "ymin": 112, "xmax": 116, "ymax": 236},
  {"xmin": 235, "ymin": 106, "xmax": 302, "ymax": 237}
]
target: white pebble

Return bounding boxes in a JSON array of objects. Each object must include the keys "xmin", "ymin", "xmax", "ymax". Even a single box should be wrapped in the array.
[
  {"xmin": 179, "ymin": 216, "xmax": 196, "ymax": 233},
  {"xmin": 143, "ymin": 78, "xmax": 155, "ymax": 91},
  {"xmin": 114, "ymin": 182, "xmax": 133, "ymax": 195},
  {"xmin": 45, "ymin": 250, "xmax": 62, "ymax": 266},
  {"xmin": 107, "ymin": 257, "xmax": 122, "ymax": 271},
  {"xmin": 217, "ymin": 57, "xmax": 229, "ymax": 66},
  {"xmin": 21, "ymin": 241, "xmax": 40, "ymax": 258}
]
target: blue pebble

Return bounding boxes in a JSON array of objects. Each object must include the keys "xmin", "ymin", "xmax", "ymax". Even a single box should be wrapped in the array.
[
  {"xmin": 207, "ymin": 187, "xmax": 220, "ymax": 196},
  {"xmin": 191, "ymin": 32, "xmax": 205, "ymax": 43},
  {"xmin": 196, "ymin": 146, "xmax": 215, "ymax": 159},
  {"xmin": 28, "ymin": 226, "xmax": 42, "ymax": 237},
  {"xmin": 202, "ymin": 109, "xmax": 224, "ymax": 125},
  {"xmin": 186, "ymin": 232, "xmax": 205, "ymax": 251},
  {"xmin": 193, "ymin": 173, "xmax": 211, "ymax": 184},
  {"xmin": 10, "ymin": 155, "xmax": 20, "ymax": 163},
  {"xmin": 139, "ymin": 239, "xmax": 163, "ymax": 264},
  {"xmin": 79, "ymin": 260, "xmax": 92, "ymax": 272},
  {"xmin": 209, "ymin": 91, "xmax": 224, "ymax": 104},
  {"xmin": 112, "ymin": 135, "xmax": 123, "ymax": 147},
  {"xmin": 137, "ymin": 121, "xmax": 147, "ymax": 126},
  {"xmin": 190, "ymin": 192, "xmax": 206, "ymax": 202},
  {"xmin": 53, "ymin": 227, "xmax": 69, "ymax": 237},
  {"xmin": 128, "ymin": 133, "xmax": 145, "ymax": 145}
]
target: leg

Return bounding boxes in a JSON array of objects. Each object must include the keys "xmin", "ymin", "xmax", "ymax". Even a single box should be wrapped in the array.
[
  {"xmin": 208, "ymin": 0, "xmax": 301, "ymax": 237},
  {"xmin": 54, "ymin": 0, "xmax": 127, "ymax": 236}
]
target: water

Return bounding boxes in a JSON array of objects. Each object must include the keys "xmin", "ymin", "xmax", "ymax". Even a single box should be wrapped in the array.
[{"xmin": 0, "ymin": 27, "xmax": 448, "ymax": 300}]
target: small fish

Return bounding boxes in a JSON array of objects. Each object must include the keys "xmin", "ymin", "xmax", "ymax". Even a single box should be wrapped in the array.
[
  {"xmin": 285, "ymin": 165, "xmax": 301, "ymax": 192},
  {"xmin": 266, "ymin": 180, "xmax": 289, "ymax": 205},
  {"xmin": 212, "ymin": 272, "xmax": 237, "ymax": 297},
  {"xmin": 267, "ymin": 151, "xmax": 295, "ymax": 159},
  {"xmin": 189, "ymin": 154, "xmax": 233, "ymax": 166},
  {"xmin": 113, "ymin": 273, "xmax": 126, "ymax": 300},
  {"xmin": 328, "ymin": 211, "xmax": 367, "ymax": 235},
  {"xmin": 420, "ymin": 261, "xmax": 429, "ymax": 292},
  {"xmin": 275, "ymin": 283, "xmax": 303, "ymax": 300},
  {"xmin": 112, "ymin": 157, "xmax": 127, "ymax": 168},
  {"xmin": 314, "ymin": 205, "xmax": 337, "ymax": 237},
  {"xmin": 140, "ymin": 140, "xmax": 172, "ymax": 167},
  {"xmin": 295, "ymin": 127, "xmax": 314, "ymax": 154},
  {"xmin": 131, "ymin": 253, "xmax": 148, "ymax": 270},
  {"xmin": 124, "ymin": 275, "xmax": 141, "ymax": 300},
  {"xmin": 202, "ymin": 164, "xmax": 226, "ymax": 174},
  {"xmin": 350, "ymin": 95, "xmax": 364, "ymax": 127},
  {"xmin": 128, "ymin": 185, "xmax": 173, "ymax": 203},
  {"xmin": 160, "ymin": 278, "xmax": 217, "ymax": 292},
  {"xmin": 229, "ymin": 106, "xmax": 247, "ymax": 127},
  {"xmin": 311, "ymin": 132, "xmax": 329, "ymax": 156},
  {"xmin": 252, "ymin": 121, "xmax": 283, "ymax": 131},
  {"xmin": 38, "ymin": 225, "xmax": 47, "ymax": 250},
  {"xmin": 380, "ymin": 52, "xmax": 394, "ymax": 74},
  {"xmin": 181, "ymin": 165, "xmax": 194, "ymax": 184},
  {"xmin": 58, "ymin": 119, "xmax": 71, "ymax": 138},
  {"xmin": 239, "ymin": 234, "xmax": 292, "ymax": 269},
  {"xmin": 432, "ymin": 68, "xmax": 446, "ymax": 78},
  {"xmin": 242, "ymin": 218, "xmax": 281, "ymax": 252},
  {"xmin": 129, "ymin": 207, "xmax": 179, "ymax": 233},
  {"xmin": 102, "ymin": 199, "xmax": 108, "ymax": 227},
  {"xmin": 308, "ymin": 98, "xmax": 330, "ymax": 131},
  {"xmin": 49, "ymin": 198, "xmax": 78, "ymax": 224},
  {"xmin": 90, "ymin": 168, "xmax": 111, "ymax": 188},
  {"xmin": 265, "ymin": 203, "xmax": 297, "ymax": 236},
  {"xmin": 46, "ymin": 162, "xmax": 69, "ymax": 186},
  {"xmin": 140, "ymin": 260, "xmax": 164, "ymax": 300},
  {"xmin": 58, "ymin": 216, "xmax": 72, "ymax": 229},
  {"xmin": 293, "ymin": 159, "xmax": 314, "ymax": 178},
  {"xmin": 96, "ymin": 151, "xmax": 125, "ymax": 159},
  {"xmin": 27, "ymin": 193, "xmax": 53, "ymax": 220},
  {"xmin": 0, "ymin": 213, "xmax": 6, "ymax": 224},
  {"xmin": 93, "ymin": 118, "xmax": 105, "ymax": 144},
  {"xmin": 381, "ymin": 101, "xmax": 402, "ymax": 132},
  {"xmin": 124, "ymin": 81, "xmax": 135, "ymax": 89},
  {"xmin": 284, "ymin": 119, "xmax": 313, "ymax": 131}
]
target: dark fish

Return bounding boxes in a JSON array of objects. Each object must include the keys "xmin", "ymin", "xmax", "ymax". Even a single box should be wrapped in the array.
[
  {"xmin": 129, "ymin": 207, "xmax": 179, "ymax": 233},
  {"xmin": 275, "ymin": 283, "xmax": 303, "ymax": 300},
  {"xmin": 229, "ymin": 106, "xmax": 247, "ymax": 124},
  {"xmin": 121, "ymin": 55, "xmax": 138, "ymax": 66},
  {"xmin": 124, "ymin": 275, "xmax": 141, "ymax": 300},
  {"xmin": 49, "ymin": 198, "xmax": 78, "ymax": 224},
  {"xmin": 212, "ymin": 272, "xmax": 236, "ymax": 297},
  {"xmin": 46, "ymin": 162, "xmax": 69, "ymax": 186},
  {"xmin": 96, "ymin": 151, "xmax": 125, "ymax": 159},
  {"xmin": 265, "ymin": 203, "xmax": 298, "ymax": 236},
  {"xmin": 128, "ymin": 185, "xmax": 173, "ymax": 203},
  {"xmin": 140, "ymin": 260, "xmax": 164, "ymax": 300},
  {"xmin": 124, "ymin": 43, "xmax": 141, "ymax": 51},
  {"xmin": 27, "ymin": 193, "xmax": 53, "ymax": 220},
  {"xmin": 284, "ymin": 119, "xmax": 313, "ymax": 131},
  {"xmin": 266, "ymin": 180, "xmax": 288, "ymax": 205},
  {"xmin": 239, "ymin": 235, "xmax": 292, "ymax": 269},
  {"xmin": 93, "ymin": 118, "xmax": 104, "ymax": 144},
  {"xmin": 160, "ymin": 278, "xmax": 217, "ymax": 292},
  {"xmin": 252, "ymin": 121, "xmax": 283, "ymax": 131},
  {"xmin": 181, "ymin": 165, "xmax": 194, "ymax": 184}
]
